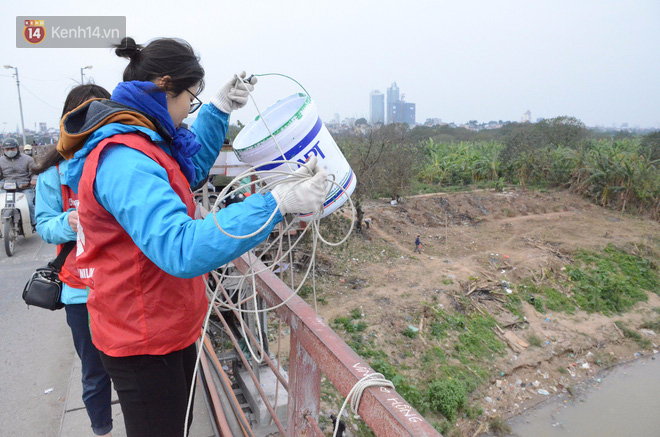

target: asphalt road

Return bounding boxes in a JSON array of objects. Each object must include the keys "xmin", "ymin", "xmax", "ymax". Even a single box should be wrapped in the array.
[{"xmin": 0, "ymin": 234, "xmax": 73, "ymax": 437}]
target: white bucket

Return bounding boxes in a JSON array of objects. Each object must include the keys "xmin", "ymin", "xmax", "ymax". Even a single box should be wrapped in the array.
[{"xmin": 233, "ymin": 93, "xmax": 356, "ymax": 221}]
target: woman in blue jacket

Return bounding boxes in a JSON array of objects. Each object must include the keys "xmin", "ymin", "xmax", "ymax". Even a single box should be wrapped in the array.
[
  {"xmin": 35, "ymin": 84, "xmax": 114, "ymax": 437},
  {"xmin": 56, "ymin": 37, "xmax": 328, "ymax": 437}
]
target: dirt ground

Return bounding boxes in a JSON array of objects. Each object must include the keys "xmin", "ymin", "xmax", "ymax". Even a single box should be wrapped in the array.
[{"xmin": 307, "ymin": 188, "xmax": 660, "ymax": 435}]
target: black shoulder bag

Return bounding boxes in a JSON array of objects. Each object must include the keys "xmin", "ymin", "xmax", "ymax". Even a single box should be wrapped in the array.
[{"xmin": 22, "ymin": 241, "xmax": 76, "ymax": 310}]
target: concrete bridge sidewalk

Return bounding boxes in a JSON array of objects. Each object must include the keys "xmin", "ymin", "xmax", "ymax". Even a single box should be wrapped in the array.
[{"xmin": 0, "ymin": 235, "xmax": 213, "ymax": 437}]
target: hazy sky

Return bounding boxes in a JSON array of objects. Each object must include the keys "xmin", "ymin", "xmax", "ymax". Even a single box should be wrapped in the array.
[{"xmin": 1, "ymin": 0, "xmax": 659, "ymax": 134}]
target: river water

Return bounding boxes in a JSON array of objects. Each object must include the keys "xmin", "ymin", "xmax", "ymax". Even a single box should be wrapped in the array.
[{"xmin": 507, "ymin": 355, "xmax": 660, "ymax": 436}]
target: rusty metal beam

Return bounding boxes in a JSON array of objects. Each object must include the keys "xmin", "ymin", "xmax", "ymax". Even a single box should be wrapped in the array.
[
  {"xmin": 211, "ymin": 302, "xmax": 288, "ymax": 436},
  {"xmin": 211, "ymin": 276, "xmax": 289, "ymax": 391},
  {"xmin": 197, "ymin": 340, "xmax": 234, "ymax": 436},
  {"xmin": 288, "ymin": 331, "xmax": 323, "ymax": 437},
  {"xmin": 234, "ymin": 254, "xmax": 441, "ymax": 437}
]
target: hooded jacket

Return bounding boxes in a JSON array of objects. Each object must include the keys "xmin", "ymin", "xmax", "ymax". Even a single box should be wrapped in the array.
[
  {"xmin": 61, "ymin": 98, "xmax": 282, "ymax": 278},
  {"xmin": 60, "ymin": 96, "xmax": 282, "ymax": 356}
]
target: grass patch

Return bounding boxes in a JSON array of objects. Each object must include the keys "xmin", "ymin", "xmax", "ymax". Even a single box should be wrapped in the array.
[
  {"xmin": 427, "ymin": 378, "xmax": 468, "ymax": 422},
  {"xmin": 346, "ymin": 334, "xmax": 386, "ymax": 359},
  {"xmin": 402, "ymin": 326, "xmax": 419, "ymax": 338},
  {"xmin": 527, "ymin": 333, "xmax": 543, "ymax": 348},
  {"xmin": 615, "ymin": 321, "xmax": 653, "ymax": 349},
  {"xmin": 332, "ymin": 309, "xmax": 368, "ymax": 333},
  {"xmin": 640, "ymin": 308, "xmax": 660, "ymax": 331},
  {"xmin": 567, "ymin": 244, "xmax": 659, "ymax": 314},
  {"xmin": 489, "ymin": 416, "xmax": 512, "ymax": 436}
]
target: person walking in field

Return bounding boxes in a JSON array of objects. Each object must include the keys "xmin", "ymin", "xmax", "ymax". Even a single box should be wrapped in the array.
[{"xmin": 414, "ymin": 235, "xmax": 423, "ymax": 253}]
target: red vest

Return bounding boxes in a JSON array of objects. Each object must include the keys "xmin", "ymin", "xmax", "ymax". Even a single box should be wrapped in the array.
[
  {"xmin": 77, "ymin": 133, "xmax": 207, "ymax": 357},
  {"xmin": 57, "ymin": 166, "xmax": 86, "ymax": 289}
]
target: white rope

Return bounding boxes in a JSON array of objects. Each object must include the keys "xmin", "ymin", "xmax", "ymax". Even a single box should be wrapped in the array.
[
  {"xmin": 333, "ymin": 373, "xmax": 395, "ymax": 437},
  {"xmin": 185, "ymin": 72, "xmax": 357, "ymax": 437}
]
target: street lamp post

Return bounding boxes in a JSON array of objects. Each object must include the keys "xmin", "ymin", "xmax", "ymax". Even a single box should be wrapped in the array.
[
  {"xmin": 3, "ymin": 65, "xmax": 27, "ymax": 147},
  {"xmin": 80, "ymin": 65, "xmax": 93, "ymax": 84}
]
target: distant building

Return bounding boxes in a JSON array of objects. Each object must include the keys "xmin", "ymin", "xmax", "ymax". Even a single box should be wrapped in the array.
[
  {"xmin": 385, "ymin": 82, "xmax": 415, "ymax": 125},
  {"xmin": 386, "ymin": 82, "xmax": 399, "ymax": 124},
  {"xmin": 333, "ymin": 113, "xmax": 340, "ymax": 125},
  {"xmin": 391, "ymin": 101, "xmax": 416, "ymax": 126},
  {"xmin": 521, "ymin": 110, "xmax": 531, "ymax": 123},
  {"xmin": 369, "ymin": 90, "xmax": 384, "ymax": 124},
  {"xmin": 39, "ymin": 122, "xmax": 47, "ymax": 133}
]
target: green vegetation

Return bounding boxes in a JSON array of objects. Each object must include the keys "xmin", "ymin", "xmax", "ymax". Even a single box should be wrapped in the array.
[
  {"xmin": 567, "ymin": 244, "xmax": 659, "ymax": 314},
  {"xmin": 641, "ymin": 308, "xmax": 660, "ymax": 331},
  {"xmin": 614, "ymin": 321, "xmax": 653, "ymax": 349},
  {"xmin": 332, "ymin": 309, "xmax": 368, "ymax": 333},
  {"xmin": 489, "ymin": 416, "xmax": 513, "ymax": 436},
  {"xmin": 527, "ymin": 334, "xmax": 543, "ymax": 348},
  {"xmin": 402, "ymin": 326, "xmax": 419, "ymax": 338},
  {"xmin": 518, "ymin": 244, "xmax": 658, "ymax": 316},
  {"xmin": 338, "ymin": 119, "xmax": 660, "ymax": 220},
  {"xmin": 427, "ymin": 379, "xmax": 468, "ymax": 422},
  {"xmin": 359, "ymin": 306, "xmax": 503, "ymax": 424}
]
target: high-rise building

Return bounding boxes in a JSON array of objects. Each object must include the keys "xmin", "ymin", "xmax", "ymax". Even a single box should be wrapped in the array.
[
  {"xmin": 386, "ymin": 82, "xmax": 400, "ymax": 124},
  {"xmin": 369, "ymin": 90, "xmax": 384, "ymax": 124},
  {"xmin": 391, "ymin": 101, "xmax": 416, "ymax": 126}
]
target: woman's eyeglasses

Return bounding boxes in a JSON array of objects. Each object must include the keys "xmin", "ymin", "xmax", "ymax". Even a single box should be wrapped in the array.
[{"xmin": 186, "ymin": 89, "xmax": 202, "ymax": 114}]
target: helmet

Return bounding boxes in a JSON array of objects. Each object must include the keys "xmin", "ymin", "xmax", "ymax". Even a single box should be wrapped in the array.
[
  {"xmin": 24, "ymin": 144, "xmax": 33, "ymax": 155},
  {"xmin": 2, "ymin": 138, "xmax": 19, "ymax": 149}
]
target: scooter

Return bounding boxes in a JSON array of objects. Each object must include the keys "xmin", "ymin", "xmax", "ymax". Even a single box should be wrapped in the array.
[{"xmin": 0, "ymin": 180, "xmax": 34, "ymax": 256}]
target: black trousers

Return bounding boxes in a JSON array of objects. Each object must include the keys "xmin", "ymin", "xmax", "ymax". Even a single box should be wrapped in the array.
[{"xmin": 99, "ymin": 343, "xmax": 197, "ymax": 437}]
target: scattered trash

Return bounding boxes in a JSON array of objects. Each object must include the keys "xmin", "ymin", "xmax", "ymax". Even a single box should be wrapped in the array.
[
  {"xmin": 532, "ymin": 380, "xmax": 541, "ymax": 388},
  {"xmin": 496, "ymin": 380, "xmax": 503, "ymax": 388},
  {"xmin": 538, "ymin": 389, "xmax": 550, "ymax": 395},
  {"xmin": 407, "ymin": 325, "xmax": 419, "ymax": 333},
  {"xmin": 582, "ymin": 363, "xmax": 590, "ymax": 370},
  {"xmin": 44, "ymin": 388, "xmax": 54, "ymax": 394},
  {"xmin": 485, "ymin": 396, "xmax": 493, "ymax": 403}
]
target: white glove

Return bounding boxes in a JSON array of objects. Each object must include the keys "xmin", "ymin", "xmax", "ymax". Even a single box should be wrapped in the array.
[
  {"xmin": 271, "ymin": 156, "xmax": 328, "ymax": 215},
  {"xmin": 210, "ymin": 71, "xmax": 257, "ymax": 114}
]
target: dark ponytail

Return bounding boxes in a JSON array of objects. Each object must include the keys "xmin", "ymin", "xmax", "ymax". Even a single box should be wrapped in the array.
[
  {"xmin": 34, "ymin": 84, "xmax": 111, "ymax": 174},
  {"xmin": 113, "ymin": 36, "xmax": 205, "ymax": 96}
]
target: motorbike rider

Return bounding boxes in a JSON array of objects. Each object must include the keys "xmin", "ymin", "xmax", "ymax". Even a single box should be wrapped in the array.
[{"xmin": 0, "ymin": 138, "xmax": 37, "ymax": 229}]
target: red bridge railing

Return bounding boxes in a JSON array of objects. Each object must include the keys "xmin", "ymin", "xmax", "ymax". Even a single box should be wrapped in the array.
[{"xmin": 228, "ymin": 254, "xmax": 441, "ymax": 437}]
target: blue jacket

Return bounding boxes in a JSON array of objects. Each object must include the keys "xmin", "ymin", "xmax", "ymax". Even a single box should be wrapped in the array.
[
  {"xmin": 64, "ymin": 103, "xmax": 283, "ymax": 278},
  {"xmin": 35, "ymin": 161, "xmax": 86, "ymax": 305}
]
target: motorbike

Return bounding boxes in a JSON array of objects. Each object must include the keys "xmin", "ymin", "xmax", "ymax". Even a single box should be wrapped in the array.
[{"xmin": 0, "ymin": 180, "xmax": 34, "ymax": 256}]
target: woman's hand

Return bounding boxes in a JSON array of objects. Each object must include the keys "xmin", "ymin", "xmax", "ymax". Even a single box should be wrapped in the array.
[
  {"xmin": 211, "ymin": 71, "xmax": 257, "ymax": 113},
  {"xmin": 68, "ymin": 210, "xmax": 79, "ymax": 232}
]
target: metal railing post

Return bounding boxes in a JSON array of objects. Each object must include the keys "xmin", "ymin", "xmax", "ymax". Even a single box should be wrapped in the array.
[{"xmin": 287, "ymin": 330, "xmax": 322, "ymax": 436}]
